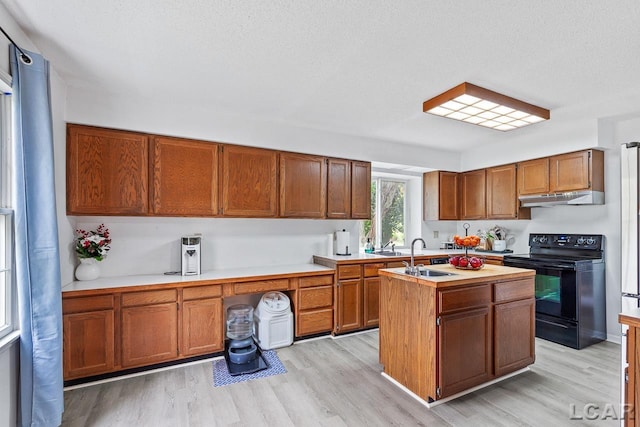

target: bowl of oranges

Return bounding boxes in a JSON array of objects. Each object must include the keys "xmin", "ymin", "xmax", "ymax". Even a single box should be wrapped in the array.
[{"xmin": 453, "ymin": 234, "xmax": 481, "ymax": 248}]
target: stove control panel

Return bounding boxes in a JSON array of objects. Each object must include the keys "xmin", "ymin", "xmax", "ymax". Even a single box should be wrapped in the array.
[{"xmin": 529, "ymin": 234, "xmax": 603, "ymax": 250}]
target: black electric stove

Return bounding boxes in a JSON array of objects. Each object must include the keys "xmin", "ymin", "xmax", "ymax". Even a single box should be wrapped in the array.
[{"xmin": 503, "ymin": 234, "xmax": 606, "ymax": 349}]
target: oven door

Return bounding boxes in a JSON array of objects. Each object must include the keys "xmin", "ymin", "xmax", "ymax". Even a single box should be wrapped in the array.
[{"xmin": 503, "ymin": 259, "xmax": 577, "ymax": 320}]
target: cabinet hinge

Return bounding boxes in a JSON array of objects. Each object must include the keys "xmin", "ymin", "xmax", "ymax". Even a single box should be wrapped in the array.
[
  {"xmin": 436, "ymin": 316, "xmax": 441, "ymax": 326},
  {"xmin": 588, "ymin": 150, "xmax": 591, "ymax": 158},
  {"xmin": 436, "ymin": 386, "xmax": 441, "ymax": 398},
  {"xmin": 177, "ymin": 302, "xmax": 179, "ymax": 310},
  {"xmin": 626, "ymin": 372, "xmax": 629, "ymax": 384}
]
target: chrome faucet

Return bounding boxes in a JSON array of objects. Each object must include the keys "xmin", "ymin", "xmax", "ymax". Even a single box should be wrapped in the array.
[
  {"xmin": 382, "ymin": 240, "xmax": 394, "ymax": 251},
  {"xmin": 404, "ymin": 237, "xmax": 427, "ymax": 275}
]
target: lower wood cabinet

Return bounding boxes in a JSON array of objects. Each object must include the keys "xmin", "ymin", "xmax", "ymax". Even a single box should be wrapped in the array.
[
  {"xmin": 181, "ymin": 285, "xmax": 224, "ymax": 356},
  {"xmin": 494, "ymin": 298, "xmax": 535, "ymax": 376},
  {"xmin": 336, "ymin": 278, "xmax": 362, "ymax": 333},
  {"xmin": 363, "ymin": 277, "xmax": 380, "ymax": 327},
  {"xmin": 295, "ymin": 274, "xmax": 334, "ymax": 336},
  {"xmin": 63, "ymin": 295, "xmax": 115, "ymax": 380}
]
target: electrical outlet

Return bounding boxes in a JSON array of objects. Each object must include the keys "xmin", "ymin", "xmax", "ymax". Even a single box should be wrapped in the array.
[{"xmin": 433, "ymin": 231, "xmax": 439, "ymax": 238}]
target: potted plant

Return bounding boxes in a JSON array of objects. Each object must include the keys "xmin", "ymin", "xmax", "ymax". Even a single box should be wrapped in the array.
[{"xmin": 74, "ymin": 224, "xmax": 111, "ymax": 280}]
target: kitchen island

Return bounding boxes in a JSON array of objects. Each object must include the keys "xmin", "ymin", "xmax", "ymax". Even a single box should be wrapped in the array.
[{"xmin": 378, "ymin": 263, "xmax": 536, "ymax": 406}]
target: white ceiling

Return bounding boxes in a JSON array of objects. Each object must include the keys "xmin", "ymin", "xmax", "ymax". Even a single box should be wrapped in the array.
[{"xmin": 2, "ymin": 1, "xmax": 640, "ymax": 152}]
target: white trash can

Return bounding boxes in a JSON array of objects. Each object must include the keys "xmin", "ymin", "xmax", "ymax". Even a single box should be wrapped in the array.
[{"xmin": 253, "ymin": 291, "xmax": 293, "ymax": 350}]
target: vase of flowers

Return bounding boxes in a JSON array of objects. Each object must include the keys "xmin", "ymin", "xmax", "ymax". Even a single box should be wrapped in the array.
[{"xmin": 74, "ymin": 224, "xmax": 111, "ymax": 281}]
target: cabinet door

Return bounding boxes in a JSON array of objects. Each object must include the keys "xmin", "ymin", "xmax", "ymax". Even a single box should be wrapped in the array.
[
  {"xmin": 423, "ymin": 171, "xmax": 459, "ymax": 221},
  {"xmin": 279, "ymin": 153, "xmax": 327, "ymax": 217},
  {"xmin": 327, "ymin": 159, "xmax": 351, "ymax": 219},
  {"xmin": 461, "ymin": 169, "xmax": 486, "ymax": 219},
  {"xmin": 151, "ymin": 136, "xmax": 219, "ymax": 216},
  {"xmin": 351, "ymin": 161, "xmax": 372, "ymax": 219},
  {"xmin": 121, "ymin": 303, "xmax": 178, "ymax": 367},
  {"xmin": 363, "ymin": 277, "xmax": 380, "ymax": 327},
  {"xmin": 221, "ymin": 145, "xmax": 278, "ymax": 217},
  {"xmin": 63, "ymin": 310, "xmax": 115, "ymax": 379},
  {"xmin": 336, "ymin": 279, "xmax": 362, "ymax": 333},
  {"xmin": 67, "ymin": 124, "xmax": 148, "ymax": 215},
  {"xmin": 517, "ymin": 158, "xmax": 549, "ymax": 195},
  {"xmin": 181, "ymin": 298, "xmax": 223, "ymax": 356},
  {"xmin": 486, "ymin": 164, "xmax": 518, "ymax": 219},
  {"xmin": 549, "ymin": 150, "xmax": 591, "ymax": 192},
  {"xmin": 438, "ymin": 306, "xmax": 492, "ymax": 398},
  {"xmin": 494, "ymin": 298, "xmax": 535, "ymax": 377}
]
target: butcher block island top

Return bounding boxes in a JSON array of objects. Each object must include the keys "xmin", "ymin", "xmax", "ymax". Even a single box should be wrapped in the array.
[{"xmin": 378, "ymin": 265, "xmax": 536, "ymax": 407}]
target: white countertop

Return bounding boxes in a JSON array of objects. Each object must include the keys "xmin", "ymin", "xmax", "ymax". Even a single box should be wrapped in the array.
[
  {"xmin": 314, "ymin": 249, "xmax": 511, "ymax": 262},
  {"xmin": 62, "ymin": 263, "xmax": 334, "ymax": 293}
]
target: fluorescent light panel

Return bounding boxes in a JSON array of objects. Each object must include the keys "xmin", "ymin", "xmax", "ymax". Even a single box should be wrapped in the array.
[{"xmin": 423, "ymin": 82, "xmax": 550, "ymax": 131}]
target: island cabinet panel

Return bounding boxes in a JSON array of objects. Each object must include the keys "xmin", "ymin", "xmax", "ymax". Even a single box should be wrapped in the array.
[
  {"xmin": 121, "ymin": 290, "xmax": 179, "ymax": 368},
  {"xmin": 67, "ymin": 124, "xmax": 149, "ymax": 215},
  {"xmin": 549, "ymin": 149, "xmax": 604, "ymax": 193},
  {"xmin": 336, "ymin": 278, "xmax": 362, "ymax": 333},
  {"xmin": 180, "ymin": 286, "xmax": 223, "ymax": 356},
  {"xmin": 461, "ymin": 169, "xmax": 486, "ymax": 219},
  {"xmin": 327, "ymin": 158, "xmax": 351, "ymax": 219},
  {"xmin": 150, "ymin": 136, "xmax": 219, "ymax": 216},
  {"xmin": 438, "ymin": 306, "xmax": 492, "ymax": 398},
  {"xmin": 423, "ymin": 171, "xmax": 460, "ymax": 220},
  {"xmin": 351, "ymin": 161, "xmax": 372, "ymax": 219},
  {"xmin": 63, "ymin": 294, "xmax": 116, "ymax": 380},
  {"xmin": 486, "ymin": 163, "xmax": 530, "ymax": 219},
  {"xmin": 221, "ymin": 145, "xmax": 278, "ymax": 217},
  {"xmin": 279, "ymin": 152, "xmax": 327, "ymax": 218},
  {"xmin": 494, "ymin": 298, "xmax": 535, "ymax": 376},
  {"xmin": 517, "ymin": 158, "xmax": 550, "ymax": 195}
]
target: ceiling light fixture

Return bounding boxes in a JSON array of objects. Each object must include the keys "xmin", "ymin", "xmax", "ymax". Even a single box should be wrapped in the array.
[{"xmin": 422, "ymin": 82, "xmax": 550, "ymax": 131}]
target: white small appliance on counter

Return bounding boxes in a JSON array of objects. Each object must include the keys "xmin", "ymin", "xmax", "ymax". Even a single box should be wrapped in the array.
[
  {"xmin": 335, "ymin": 229, "xmax": 351, "ymax": 256},
  {"xmin": 181, "ymin": 235, "xmax": 201, "ymax": 276}
]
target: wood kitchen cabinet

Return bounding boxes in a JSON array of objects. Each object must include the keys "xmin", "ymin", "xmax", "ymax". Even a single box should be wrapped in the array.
[
  {"xmin": 62, "ymin": 294, "xmax": 116, "ymax": 380},
  {"xmin": 180, "ymin": 285, "xmax": 224, "ymax": 356},
  {"xmin": 221, "ymin": 145, "xmax": 278, "ymax": 217},
  {"xmin": 279, "ymin": 152, "xmax": 327, "ymax": 218},
  {"xmin": 549, "ymin": 149, "xmax": 604, "ymax": 193},
  {"xmin": 363, "ymin": 276, "xmax": 381, "ymax": 327},
  {"xmin": 351, "ymin": 161, "xmax": 372, "ymax": 219},
  {"xmin": 486, "ymin": 163, "xmax": 530, "ymax": 219},
  {"xmin": 327, "ymin": 158, "xmax": 351, "ymax": 219},
  {"xmin": 517, "ymin": 157, "xmax": 550, "ymax": 195},
  {"xmin": 67, "ymin": 124, "xmax": 149, "ymax": 215},
  {"xmin": 336, "ymin": 276, "xmax": 362, "ymax": 333},
  {"xmin": 121, "ymin": 289, "xmax": 178, "ymax": 368},
  {"xmin": 619, "ymin": 310, "xmax": 640, "ymax": 426},
  {"xmin": 151, "ymin": 136, "xmax": 219, "ymax": 216},
  {"xmin": 461, "ymin": 169, "xmax": 486, "ymax": 219},
  {"xmin": 295, "ymin": 274, "xmax": 335, "ymax": 336},
  {"xmin": 423, "ymin": 171, "xmax": 460, "ymax": 220}
]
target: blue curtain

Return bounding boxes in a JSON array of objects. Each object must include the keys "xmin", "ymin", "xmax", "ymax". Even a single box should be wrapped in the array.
[{"xmin": 10, "ymin": 46, "xmax": 63, "ymax": 426}]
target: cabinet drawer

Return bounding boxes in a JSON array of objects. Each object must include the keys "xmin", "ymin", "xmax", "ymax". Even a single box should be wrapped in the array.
[
  {"xmin": 438, "ymin": 285, "xmax": 491, "ymax": 313},
  {"xmin": 183, "ymin": 285, "xmax": 222, "ymax": 301},
  {"xmin": 299, "ymin": 274, "xmax": 334, "ymax": 288},
  {"xmin": 297, "ymin": 308, "xmax": 333, "ymax": 336},
  {"xmin": 338, "ymin": 265, "xmax": 361, "ymax": 279},
  {"xmin": 386, "ymin": 261, "xmax": 405, "ymax": 268},
  {"xmin": 234, "ymin": 279, "xmax": 289, "ymax": 295},
  {"xmin": 363, "ymin": 263, "xmax": 385, "ymax": 277},
  {"xmin": 299, "ymin": 286, "xmax": 333, "ymax": 310},
  {"xmin": 63, "ymin": 294, "xmax": 114, "ymax": 314},
  {"xmin": 122, "ymin": 289, "xmax": 177, "ymax": 307},
  {"xmin": 494, "ymin": 279, "xmax": 534, "ymax": 303}
]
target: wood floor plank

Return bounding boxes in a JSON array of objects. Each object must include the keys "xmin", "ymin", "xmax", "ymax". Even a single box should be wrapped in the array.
[{"xmin": 62, "ymin": 331, "xmax": 621, "ymax": 426}]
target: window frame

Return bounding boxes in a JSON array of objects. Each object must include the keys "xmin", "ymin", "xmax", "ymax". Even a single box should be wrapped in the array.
[{"xmin": 370, "ymin": 175, "xmax": 408, "ymax": 249}]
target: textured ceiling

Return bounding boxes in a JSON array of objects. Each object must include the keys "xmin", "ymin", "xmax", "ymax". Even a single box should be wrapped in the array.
[{"xmin": 2, "ymin": 1, "xmax": 640, "ymax": 151}]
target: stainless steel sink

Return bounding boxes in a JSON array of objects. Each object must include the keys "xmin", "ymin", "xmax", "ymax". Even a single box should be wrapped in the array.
[
  {"xmin": 417, "ymin": 269, "xmax": 455, "ymax": 277},
  {"xmin": 375, "ymin": 251, "xmax": 404, "ymax": 256}
]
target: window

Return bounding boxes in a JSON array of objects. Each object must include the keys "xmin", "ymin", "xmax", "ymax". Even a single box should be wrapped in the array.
[
  {"xmin": 0, "ymin": 76, "xmax": 14, "ymax": 340},
  {"xmin": 360, "ymin": 177, "xmax": 406, "ymax": 249}
]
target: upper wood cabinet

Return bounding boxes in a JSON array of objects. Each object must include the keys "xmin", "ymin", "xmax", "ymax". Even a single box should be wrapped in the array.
[
  {"xmin": 461, "ymin": 169, "xmax": 486, "ymax": 220},
  {"xmin": 517, "ymin": 158, "xmax": 550, "ymax": 195},
  {"xmin": 327, "ymin": 159, "xmax": 351, "ymax": 219},
  {"xmin": 423, "ymin": 171, "xmax": 459, "ymax": 220},
  {"xmin": 221, "ymin": 145, "xmax": 278, "ymax": 217},
  {"xmin": 279, "ymin": 153, "xmax": 327, "ymax": 218},
  {"xmin": 151, "ymin": 136, "xmax": 219, "ymax": 216},
  {"xmin": 351, "ymin": 161, "xmax": 371, "ymax": 219},
  {"xmin": 549, "ymin": 149, "xmax": 604, "ymax": 193},
  {"xmin": 486, "ymin": 164, "xmax": 530, "ymax": 219},
  {"xmin": 67, "ymin": 124, "xmax": 149, "ymax": 215}
]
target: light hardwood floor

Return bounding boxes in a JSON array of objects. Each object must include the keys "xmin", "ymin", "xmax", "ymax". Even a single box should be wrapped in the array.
[{"xmin": 62, "ymin": 331, "xmax": 621, "ymax": 426}]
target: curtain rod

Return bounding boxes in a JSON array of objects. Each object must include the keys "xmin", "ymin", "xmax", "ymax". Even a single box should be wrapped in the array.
[{"xmin": 0, "ymin": 25, "xmax": 32, "ymax": 64}]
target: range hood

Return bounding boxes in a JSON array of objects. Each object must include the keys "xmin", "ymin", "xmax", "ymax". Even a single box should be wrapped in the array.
[{"xmin": 519, "ymin": 190, "xmax": 605, "ymax": 207}]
